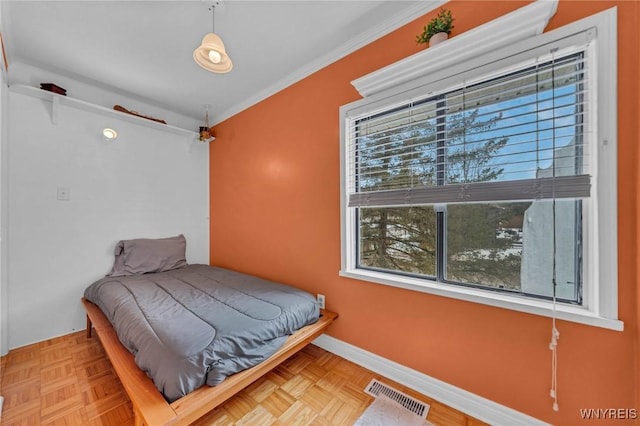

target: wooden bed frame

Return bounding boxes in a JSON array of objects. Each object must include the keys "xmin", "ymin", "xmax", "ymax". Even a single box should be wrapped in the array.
[{"xmin": 82, "ymin": 298, "xmax": 338, "ymax": 426}]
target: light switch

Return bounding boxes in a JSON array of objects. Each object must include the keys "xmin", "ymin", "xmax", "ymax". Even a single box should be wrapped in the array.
[{"xmin": 57, "ymin": 186, "xmax": 70, "ymax": 201}]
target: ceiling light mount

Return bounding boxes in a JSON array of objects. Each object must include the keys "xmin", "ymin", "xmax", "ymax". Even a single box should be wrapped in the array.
[
  {"xmin": 193, "ymin": 2, "xmax": 233, "ymax": 73},
  {"xmin": 103, "ymin": 128, "xmax": 118, "ymax": 141}
]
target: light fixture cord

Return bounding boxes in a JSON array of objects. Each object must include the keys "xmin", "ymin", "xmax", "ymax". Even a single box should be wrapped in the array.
[{"xmin": 210, "ymin": 3, "xmax": 216, "ymax": 33}]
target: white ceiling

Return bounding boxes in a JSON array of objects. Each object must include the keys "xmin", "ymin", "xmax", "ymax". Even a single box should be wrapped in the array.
[{"xmin": 2, "ymin": 1, "xmax": 438, "ymax": 124}]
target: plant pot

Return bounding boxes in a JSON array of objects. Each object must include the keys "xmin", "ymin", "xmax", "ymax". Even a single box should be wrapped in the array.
[{"xmin": 429, "ymin": 32, "xmax": 449, "ymax": 47}]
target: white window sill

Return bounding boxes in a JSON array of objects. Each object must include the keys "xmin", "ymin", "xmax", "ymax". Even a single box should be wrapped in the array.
[{"xmin": 340, "ymin": 269, "xmax": 624, "ymax": 331}]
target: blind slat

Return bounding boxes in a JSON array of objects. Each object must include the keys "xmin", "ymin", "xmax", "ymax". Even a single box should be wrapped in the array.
[{"xmin": 348, "ymin": 175, "xmax": 591, "ymax": 207}]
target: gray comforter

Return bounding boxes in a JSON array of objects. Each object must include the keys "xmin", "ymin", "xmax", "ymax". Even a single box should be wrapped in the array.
[{"xmin": 84, "ymin": 264, "xmax": 319, "ymax": 402}]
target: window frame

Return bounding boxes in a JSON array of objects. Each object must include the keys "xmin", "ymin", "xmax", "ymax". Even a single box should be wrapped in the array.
[{"xmin": 339, "ymin": 8, "xmax": 621, "ymax": 330}]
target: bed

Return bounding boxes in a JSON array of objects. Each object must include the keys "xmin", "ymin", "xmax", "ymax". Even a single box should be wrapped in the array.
[{"xmin": 82, "ymin": 235, "xmax": 338, "ymax": 426}]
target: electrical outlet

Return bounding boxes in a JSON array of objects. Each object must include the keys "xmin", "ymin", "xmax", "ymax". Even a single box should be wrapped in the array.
[{"xmin": 317, "ymin": 294, "xmax": 326, "ymax": 310}]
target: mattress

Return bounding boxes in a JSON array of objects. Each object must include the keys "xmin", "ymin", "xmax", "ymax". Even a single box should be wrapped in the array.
[{"xmin": 83, "ymin": 264, "xmax": 320, "ymax": 402}]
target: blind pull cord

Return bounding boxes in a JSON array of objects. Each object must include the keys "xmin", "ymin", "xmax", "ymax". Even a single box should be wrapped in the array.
[{"xmin": 549, "ymin": 47, "xmax": 560, "ymax": 413}]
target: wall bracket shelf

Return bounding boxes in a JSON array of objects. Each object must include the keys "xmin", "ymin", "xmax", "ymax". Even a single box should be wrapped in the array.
[{"xmin": 9, "ymin": 84, "xmax": 198, "ymax": 138}]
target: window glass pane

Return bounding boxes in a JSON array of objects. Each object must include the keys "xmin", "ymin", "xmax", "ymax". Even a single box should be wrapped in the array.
[
  {"xmin": 443, "ymin": 53, "xmax": 585, "ymax": 185},
  {"xmin": 358, "ymin": 206, "xmax": 436, "ymax": 277},
  {"xmin": 446, "ymin": 202, "xmax": 528, "ymax": 290},
  {"xmin": 445, "ymin": 200, "xmax": 580, "ymax": 302},
  {"xmin": 444, "ymin": 105, "xmax": 509, "ymax": 184},
  {"xmin": 354, "ymin": 101, "xmax": 438, "ymax": 193},
  {"xmin": 520, "ymin": 199, "xmax": 581, "ymax": 302}
]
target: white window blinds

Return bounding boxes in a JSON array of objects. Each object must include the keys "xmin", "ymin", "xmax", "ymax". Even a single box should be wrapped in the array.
[{"xmin": 347, "ymin": 51, "xmax": 590, "ymax": 208}]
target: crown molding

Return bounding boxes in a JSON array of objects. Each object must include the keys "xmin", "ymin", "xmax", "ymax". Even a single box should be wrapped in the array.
[{"xmin": 213, "ymin": 0, "xmax": 447, "ymax": 125}]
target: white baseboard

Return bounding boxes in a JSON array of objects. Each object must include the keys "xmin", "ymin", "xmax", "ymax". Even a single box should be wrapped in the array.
[{"xmin": 312, "ymin": 334, "xmax": 549, "ymax": 426}]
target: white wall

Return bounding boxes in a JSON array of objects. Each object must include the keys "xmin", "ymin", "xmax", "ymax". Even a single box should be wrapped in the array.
[
  {"xmin": 1, "ymin": 1, "xmax": 8, "ymax": 356},
  {"xmin": 6, "ymin": 87, "xmax": 209, "ymax": 349},
  {"xmin": 0, "ymin": 50, "xmax": 7, "ymax": 357}
]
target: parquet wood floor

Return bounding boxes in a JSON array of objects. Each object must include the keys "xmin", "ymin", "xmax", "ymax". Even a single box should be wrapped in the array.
[{"xmin": 0, "ymin": 331, "xmax": 487, "ymax": 426}]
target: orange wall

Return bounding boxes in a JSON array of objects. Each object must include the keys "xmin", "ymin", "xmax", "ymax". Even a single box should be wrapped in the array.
[
  {"xmin": 637, "ymin": 0, "xmax": 640, "ymax": 414},
  {"xmin": 210, "ymin": 1, "xmax": 639, "ymax": 423}
]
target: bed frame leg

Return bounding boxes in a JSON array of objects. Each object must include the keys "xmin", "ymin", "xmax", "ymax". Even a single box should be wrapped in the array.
[{"xmin": 86, "ymin": 315, "xmax": 92, "ymax": 338}]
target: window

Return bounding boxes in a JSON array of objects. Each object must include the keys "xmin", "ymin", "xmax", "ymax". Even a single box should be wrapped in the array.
[
  {"xmin": 352, "ymin": 53, "xmax": 587, "ymax": 303},
  {"xmin": 340, "ymin": 7, "xmax": 621, "ymax": 330}
]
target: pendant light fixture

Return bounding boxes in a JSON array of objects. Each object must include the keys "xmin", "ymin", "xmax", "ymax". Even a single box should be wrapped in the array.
[{"xmin": 193, "ymin": 2, "xmax": 233, "ymax": 73}]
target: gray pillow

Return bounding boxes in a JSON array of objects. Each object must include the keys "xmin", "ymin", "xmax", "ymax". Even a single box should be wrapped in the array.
[{"xmin": 108, "ymin": 234, "xmax": 188, "ymax": 277}]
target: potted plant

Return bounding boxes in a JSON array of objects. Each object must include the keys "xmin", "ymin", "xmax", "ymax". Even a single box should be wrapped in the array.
[{"xmin": 416, "ymin": 8, "xmax": 454, "ymax": 47}]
